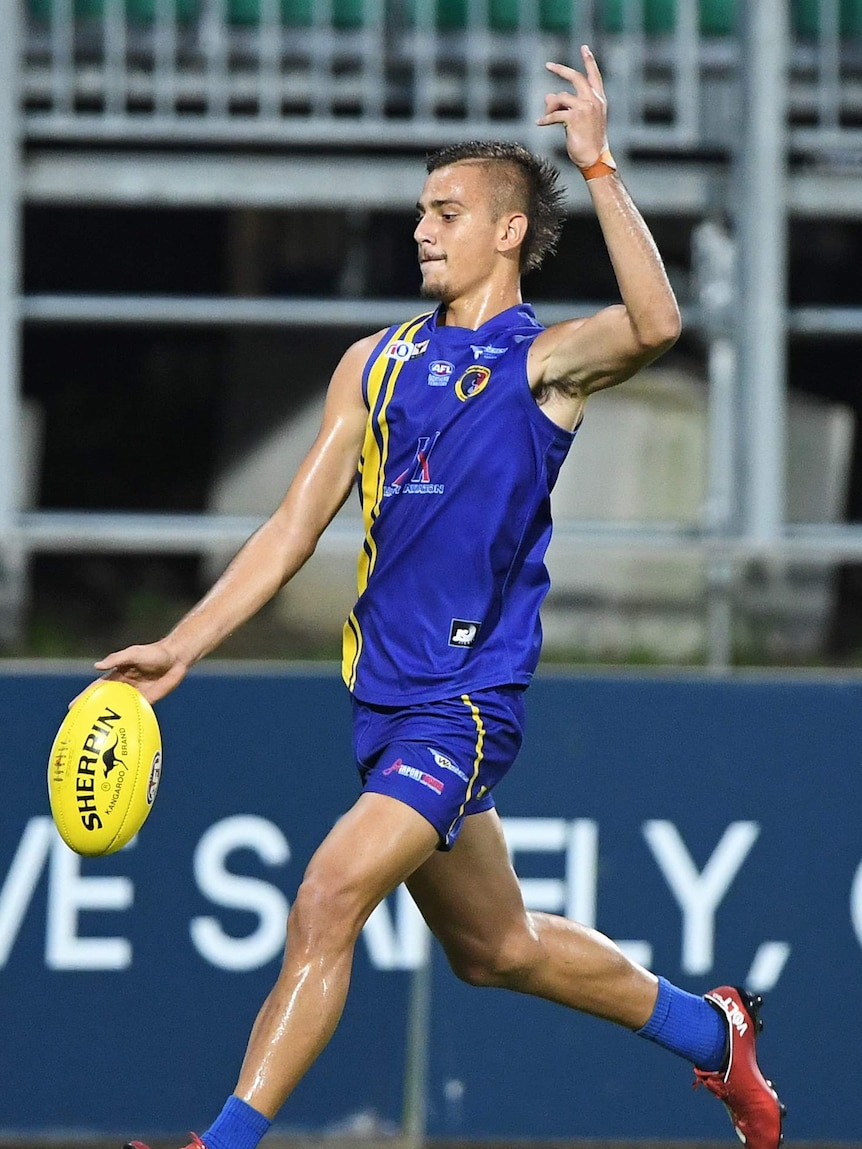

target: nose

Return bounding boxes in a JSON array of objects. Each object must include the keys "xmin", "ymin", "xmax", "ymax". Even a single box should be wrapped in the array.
[{"xmin": 414, "ymin": 214, "xmax": 435, "ymax": 246}]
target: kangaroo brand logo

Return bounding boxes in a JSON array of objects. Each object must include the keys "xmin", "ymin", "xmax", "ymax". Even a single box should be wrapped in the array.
[
  {"xmin": 449, "ymin": 619, "xmax": 480, "ymax": 647},
  {"xmin": 101, "ymin": 737, "xmax": 125, "ymax": 779},
  {"xmin": 455, "ymin": 365, "xmax": 491, "ymax": 401}
]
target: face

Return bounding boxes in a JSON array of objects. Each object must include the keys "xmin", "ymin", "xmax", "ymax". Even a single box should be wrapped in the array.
[{"xmin": 413, "ymin": 163, "xmax": 507, "ymax": 304}]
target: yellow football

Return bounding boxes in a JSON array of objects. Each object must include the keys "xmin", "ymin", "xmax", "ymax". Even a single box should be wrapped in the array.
[{"xmin": 47, "ymin": 679, "xmax": 163, "ymax": 856}]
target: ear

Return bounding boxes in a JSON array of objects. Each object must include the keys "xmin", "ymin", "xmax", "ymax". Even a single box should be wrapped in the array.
[{"xmin": 497, "ymin": 212, "xmax": 528, "ymax": 255}]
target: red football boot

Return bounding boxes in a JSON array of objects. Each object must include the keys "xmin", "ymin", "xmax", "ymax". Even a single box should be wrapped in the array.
[{"xmin": 694, "ymin": 986, "xmax": 785, "ymax": 1149}]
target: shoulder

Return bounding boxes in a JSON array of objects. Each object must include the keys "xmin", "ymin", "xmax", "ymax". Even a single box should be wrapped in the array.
[
  {"xmin": 322, "ymin": 328, "xmax": 390, "ymax": 417},
  {"xmin": 341, "ymin": 327, "xmax": 391, "ymax": 369}
]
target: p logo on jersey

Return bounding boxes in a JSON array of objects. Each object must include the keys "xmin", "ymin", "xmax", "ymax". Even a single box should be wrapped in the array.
[
  {"xmin": 449, "ymin": 618, "xmax": 480, "ymax": 647},
  {"xmin": 455, "ymin": 365, "xmax": 491, "ymax": 401}
]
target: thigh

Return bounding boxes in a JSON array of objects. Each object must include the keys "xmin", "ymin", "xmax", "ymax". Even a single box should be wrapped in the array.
[
  {"xmin": 301, "ymin": 791, "xmax": 440, "ymax": 919},
  {"xmin": 406, "ymin": 806, "xmax": 529, "ymax": 954},
  {"xmin": 352, "ymin": 687, "xmax": 525, "ymax": 850}
]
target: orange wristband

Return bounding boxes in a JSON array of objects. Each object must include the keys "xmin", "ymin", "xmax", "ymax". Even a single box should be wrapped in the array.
[{"xmin": 579, "ymin": 148, "xmax": 617, "ymax": 181}]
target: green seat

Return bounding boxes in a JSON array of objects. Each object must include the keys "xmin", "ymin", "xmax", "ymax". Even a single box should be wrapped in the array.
[
  {"xmin": 332, "ymin": 0, "xmax": 365, "ymax": 26},
  {"xmin": 539, "ymin": 0, "xmax": 576, "ymax": 31},
  {"xmin": 404, "ymin": 0, "xmax": 576, "ymax": 32},
  {"xmin": 227, "ymin": 0, "xmax": 309, "ymax": 25},
  {"xmin": 27, "ymin": 0, "xmax": 198, "ymax": 21},
  {"xmin": 488, "ymin": 0, "xmax": 575, "ymax": 32},
  {"xmin": 601, "ymin": 0, "xmax": 737, "ymax": 35},
  {"xmin": 602, "ymin": 0, "xmax": 676, "ymax": 33},
  {"xmin": 700, "ymin": 0, "xmax": 736, "ymax": 34},
  {"xmin": 226, "ymin": 0, "xmax": 364, "ymax": 26},
  {"xmin": 793, "ymin": 0, "xmax": 862, "ymax": 38},
  {"xmin": 436, "ymin": 0, "xmax": 465, "ymax": 28},
  {"xmin": 843, "ymin": 0, "xmax": 862, "ymax": 35},
  {"xmin": 127, "ymin": 0, "xmax": 199, "ymax": 22}
]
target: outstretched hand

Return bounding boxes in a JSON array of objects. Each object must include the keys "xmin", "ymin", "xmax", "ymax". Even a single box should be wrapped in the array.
[
  {"xmin": 536, "ymin": 47, "xmax": 610, "ymax": 170},
  {"xmin": 75, "ymin": 642, "xmax": 189, "ymax": 706}
]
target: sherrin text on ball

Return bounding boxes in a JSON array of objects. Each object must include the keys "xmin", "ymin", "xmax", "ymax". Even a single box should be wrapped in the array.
[{"xmin": 47, "ymin": 679, "xmax": 162, "ymax": 856}]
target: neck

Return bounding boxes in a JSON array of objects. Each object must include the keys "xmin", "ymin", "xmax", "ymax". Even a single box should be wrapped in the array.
[{"xmin": 438, "ymin": 279, "xmax": 523, "ymax": 330}]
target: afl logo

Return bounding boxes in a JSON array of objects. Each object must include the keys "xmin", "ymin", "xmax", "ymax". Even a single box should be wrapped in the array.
[
  {"xmin": 455, "ymin": 365, "xmax": 491, "ymax": 402},
  {"xmin": 427, "ymin": 360, "xmax": 454, "ymax": 386}
]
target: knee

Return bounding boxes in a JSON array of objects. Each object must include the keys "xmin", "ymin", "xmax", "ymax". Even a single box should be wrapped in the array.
[
  {"xmin": 287, "ymin": 868, "xmax": 365, "ymax": 952},
  {"xmin": 446, "ymin": 929, "xmax": 538, "ymax": 990}
]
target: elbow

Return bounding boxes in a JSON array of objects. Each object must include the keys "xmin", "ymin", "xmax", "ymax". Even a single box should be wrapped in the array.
[{"xmin": 640, "ymin": 304, "xmax": 682, "ymax": 356}]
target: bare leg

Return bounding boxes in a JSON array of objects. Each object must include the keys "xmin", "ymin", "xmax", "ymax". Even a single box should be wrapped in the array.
[
  {"xmin": 407, "ymin": 807, "xmax": 658, "ymax": 1028},
  {"xmin": 234, "ymin": 792, "xmax": 439, "ymax": 1117}
]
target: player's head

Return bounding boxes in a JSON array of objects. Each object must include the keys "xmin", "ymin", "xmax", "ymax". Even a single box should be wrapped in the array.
[{"xmin": 415, "ymin": 141, "xmax": 566, "ymax": 303}]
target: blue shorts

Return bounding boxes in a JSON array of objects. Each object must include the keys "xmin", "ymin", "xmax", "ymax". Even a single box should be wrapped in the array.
[{"xmin": 351, "ymin": 685, "xmax": 526, "ymax": 850}]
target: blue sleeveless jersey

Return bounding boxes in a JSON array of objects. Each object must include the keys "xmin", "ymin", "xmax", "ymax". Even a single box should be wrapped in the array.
[{"xmin": 342, "ymin": 303, "xmax": 577, "ymax": 704}]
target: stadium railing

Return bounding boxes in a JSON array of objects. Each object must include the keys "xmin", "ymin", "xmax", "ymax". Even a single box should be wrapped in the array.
[
  {"xmin": 18, "ymin": 0, "xmax": 862, "ymax": 154},
  {"xmin": 5, "ymin": 1, "xmax": 862, "ymax": 666}
]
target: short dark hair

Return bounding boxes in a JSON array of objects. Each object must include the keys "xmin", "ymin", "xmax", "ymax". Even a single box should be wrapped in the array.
[{"xmin": 425, "ymin": 141, "xmax": 566, "ymax": 273}]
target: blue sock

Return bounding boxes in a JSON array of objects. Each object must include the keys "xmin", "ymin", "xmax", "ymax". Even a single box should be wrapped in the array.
[
  {"xmin": 202, "ymin": 1095, "xmax": 271, "ymax": 1149},
  {"xmin": 636, "ymin": 976, "xmax": 727, "ymax": 1071}
]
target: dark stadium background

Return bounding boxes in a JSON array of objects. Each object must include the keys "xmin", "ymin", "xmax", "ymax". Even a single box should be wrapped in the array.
[{"xmin": 16, "ymin": 202, "xmax": 862, "ymax": 662}]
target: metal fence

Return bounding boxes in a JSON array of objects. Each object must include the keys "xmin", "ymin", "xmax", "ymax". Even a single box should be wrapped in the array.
[
  {"xmin": 18, "ymin": 0, "xmax": 862, "ymax": 153},
  {"xmin": 5, "ymin": 1, "xmax": 862, "ymax": 665}
]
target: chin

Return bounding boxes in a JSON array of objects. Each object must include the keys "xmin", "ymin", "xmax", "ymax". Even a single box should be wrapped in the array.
[{"xmin": 420, "ymin": 279, "xmax": 453, "ymax": 303}]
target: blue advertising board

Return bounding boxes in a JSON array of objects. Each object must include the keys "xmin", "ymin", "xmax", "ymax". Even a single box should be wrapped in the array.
[{"xmin": 0, "ymin": 666, "xmax": 860, "ymax": 1141}]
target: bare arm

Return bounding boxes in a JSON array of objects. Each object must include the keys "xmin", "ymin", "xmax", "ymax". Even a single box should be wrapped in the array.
[
  {"xmin": 92, "ymin": 331, "xmax": 381, "ymax": 702},
  {"xmin": 529, "ymin": 49, "xmax": 682, "ymax": 429}
]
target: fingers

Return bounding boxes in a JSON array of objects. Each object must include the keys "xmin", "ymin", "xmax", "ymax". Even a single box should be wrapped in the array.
[
  {"xmin": 94, "ymin": 643, "xmax": 165, "ymax": 674},
  {"xmin": 538, "ymin": 89, "xmax": 579, "ymax": 120},
  {"xmin": 580, "ymin": 44, "xmax": 605, "ymax": 93},
  {"xmin": 546, "ymin": 59, "xmax": 591, "ymax": 100},
  {"xmin": 536, "ymin": 107, "xmax": 579, "ymax": 128},
  {"xmin": 93, "ymin": 648, "xmax": 135, "ymax": 672},
  {"xmin": 546, "ymin": 46, "xmax": 605, "ymax": 97}
]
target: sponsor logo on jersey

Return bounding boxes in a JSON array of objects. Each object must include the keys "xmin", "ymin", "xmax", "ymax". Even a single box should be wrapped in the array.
[
  {"xmin": 382, "ymin": 757, "xmax": 445, "ymax": 794},
  {"xmin": 427, "ymin": 360, "xmax": 454, "ymax": 386},
  {"xmin": 428, "ymin": 747, "xmax": 470, "ymax": 783},
  {"xmin": 449, "ymin": 619, "xmax": 481, "ymax": 647},
  {"xmin": 384, "ymin": 432, "xmax": 444, "ymax": 497},
  {"xmin": 385, "ymin": 338, "xmax": 428, "ymax": 361},
  {"xmin": 455, "ymin": 365, "xmax": 491, "ymax": 401},
  {"xmin": 470, "ymin": 343, "xmax": 508, "ymax": 360}
]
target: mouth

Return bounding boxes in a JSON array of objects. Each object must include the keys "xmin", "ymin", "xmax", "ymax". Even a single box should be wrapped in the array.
[{"xmin": 419, "ymin": 255, "xmax": 445, "ymax": 266}]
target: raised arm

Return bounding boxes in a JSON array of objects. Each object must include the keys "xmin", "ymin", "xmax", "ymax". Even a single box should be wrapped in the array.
[
  {"xmin": 529, "ymin": 47, "xmax": 681, "ymax": 429},
  {"xmin": 92, "ymin": 332, "xmax": 380, "ymax": 702}
]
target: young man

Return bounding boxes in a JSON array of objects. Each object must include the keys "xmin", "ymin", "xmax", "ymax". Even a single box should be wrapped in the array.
[{"xmin": 100, "ymin": 49, "xmax": 784, "ymax": 1149}]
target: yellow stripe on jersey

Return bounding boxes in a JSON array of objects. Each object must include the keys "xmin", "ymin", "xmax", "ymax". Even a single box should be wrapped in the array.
[
  {"xmin": 458, "ymin": 692, "xmax": 486, "ymax": 815},
  {"xmin": 342, "ymin": 312, "xmax": 431, "ymax": 691},
  {"xmin": 342, "ymin": 609, "xmax": 363, "ymax": 691},
  {"xmin": 356, "ymin": 313, "xmax": 430, "ymax": 594}
]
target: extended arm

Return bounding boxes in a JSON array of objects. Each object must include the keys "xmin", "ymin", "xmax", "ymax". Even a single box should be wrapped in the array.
[
  {"xmin": 529, "ymin": 49, "xmax": 681, "ymax": 428},
  {"xmin": 93, "ymin": 332, "xmax": 380, "ymax": 702}
]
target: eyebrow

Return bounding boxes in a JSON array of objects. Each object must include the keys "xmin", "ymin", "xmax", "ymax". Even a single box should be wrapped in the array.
[{"xmin": 415, "ymin": 197, "xmax": 466, "ymax": 211}]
